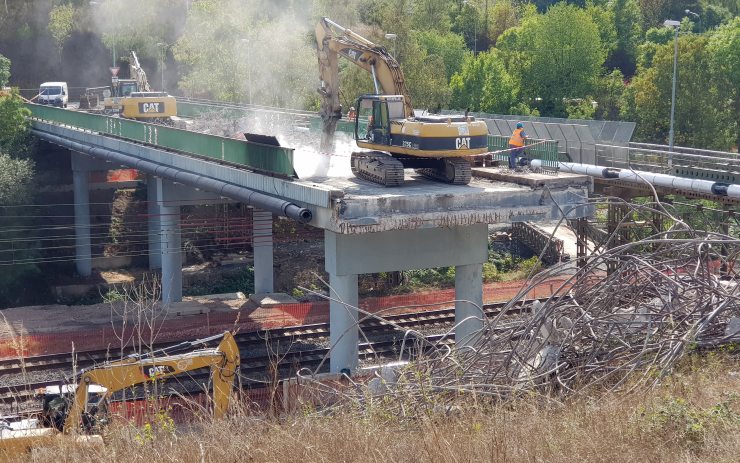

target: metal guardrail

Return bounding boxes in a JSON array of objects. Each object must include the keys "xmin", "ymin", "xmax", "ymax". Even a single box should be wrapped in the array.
[
  {"xmin": 178, "ymin": 99, "xmax": 561, "ymax": 170},
  {"xmin": 25, "ymin": 103, "xmax": 296, "ymax": 178},
  {"xmin": 511, "ymin": 221, "xmax": 564, "ymax": 265},
  {"xmin": 596, "ymin": 142, "xmax": 740, "ymax": 183},
  {"xmin": 489, "ymin": 135, "xmax": 560, "ymax": 172}
]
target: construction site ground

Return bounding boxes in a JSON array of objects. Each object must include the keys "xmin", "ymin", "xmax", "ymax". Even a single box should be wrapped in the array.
[{"xmin": 0, "ymin": 277, "xmax": 567, "ymax": 359}]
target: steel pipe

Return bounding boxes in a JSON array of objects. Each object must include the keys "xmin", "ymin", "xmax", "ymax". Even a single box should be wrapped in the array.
[{"xmin": 34, "ymin": 130, "xmax": 313, "ymax": 223}]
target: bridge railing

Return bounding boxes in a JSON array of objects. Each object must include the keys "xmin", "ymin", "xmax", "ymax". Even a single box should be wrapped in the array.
[
  {"xmin": 596, "ymin": 143, "xmax": 740, "ymax": 183},
  {"xmin": 488, "ymin": 135, "xmax": 560, "ymax": 171},
  {"xmin": 26, "ymin": 103, "xmax": 297, "ymax": 178}
]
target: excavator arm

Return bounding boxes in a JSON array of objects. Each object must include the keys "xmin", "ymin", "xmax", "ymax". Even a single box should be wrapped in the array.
[
  {"xmin": 63, "ymin": 332, "xmax": 239, "ymax": 433},
  {"xmin": 129, "ymin": 51, "xmax": 151, "ymax": 92},
  {"xmin": 316, "ymin": 17, "xmax": 413, "ymax": 150}
]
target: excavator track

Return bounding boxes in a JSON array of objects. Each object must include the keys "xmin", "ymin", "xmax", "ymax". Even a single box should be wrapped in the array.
[
  {"xmin": 351, "ymin": 151, "xmax": 406, "ymax": 187},
  {"xmin": 414, "ymin": 157, "xmax": 472, "ymax": 185}
]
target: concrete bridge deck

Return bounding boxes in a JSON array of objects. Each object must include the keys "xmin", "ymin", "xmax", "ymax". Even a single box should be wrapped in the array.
[{"xmin": 28, "ymin": 108, "xmax": 591, "ymax": 374}]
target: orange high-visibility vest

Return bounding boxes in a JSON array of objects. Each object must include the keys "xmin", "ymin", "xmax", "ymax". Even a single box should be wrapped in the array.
[{"xmin": 509, "ymin": 128, "xmax": 526, "ymax": 147}]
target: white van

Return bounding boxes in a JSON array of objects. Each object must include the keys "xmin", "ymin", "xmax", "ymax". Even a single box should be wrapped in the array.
[{"xmin": 38, "ymin": 82, "xmax": 68, "ymax": 108}]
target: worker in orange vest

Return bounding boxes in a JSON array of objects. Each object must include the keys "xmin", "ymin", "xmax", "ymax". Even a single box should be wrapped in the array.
[
  {"xmin": 347, "ymin": 106, "xmax": 357, "ymax": 120},
  {"xmin": 508, "ymin": 122, "xmax": 527, "ymax": 170}
]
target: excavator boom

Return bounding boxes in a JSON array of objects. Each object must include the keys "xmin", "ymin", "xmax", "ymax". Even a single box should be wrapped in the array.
[
  {"xmin": 63, "ymin": 332, "xmax": 239, "ymax": 432},
  {"xmin": 315, "ymin": 18, "xmax": 490, "ymax": 187}
]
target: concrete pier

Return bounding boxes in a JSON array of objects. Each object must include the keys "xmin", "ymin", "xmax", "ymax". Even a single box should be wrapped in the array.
[
  {"xmin": 72, "ymin": 168, "xmax": 92, "ymax": 278},
  {"xmin": 147, "ymin": 176, "xmax": 162, "ymax": 270},
  {"xmin": 158, "ymin": 181, "xmax": 183, "ymax": 304},
  {"xmin": 252, "ymin": 209, "xmax": 274, "ymax": 294}
]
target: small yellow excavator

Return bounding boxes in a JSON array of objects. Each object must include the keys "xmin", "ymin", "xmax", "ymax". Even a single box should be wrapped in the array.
[
  {"xmin": 316, "ymin": 18, "xmax": 489, "ymax": 186},
  {"xmin": 0, "ymin": 332, "xmax": 240, "ymax": 457},
  {"xmin": 103, "ymin": 51, "xmax": 176, "ymax": 123}
]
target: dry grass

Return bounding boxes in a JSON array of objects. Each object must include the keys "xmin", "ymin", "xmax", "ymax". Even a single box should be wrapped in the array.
[{"xmin": 9, "ymin": 354, "xmax": 738, "ymax": 463}]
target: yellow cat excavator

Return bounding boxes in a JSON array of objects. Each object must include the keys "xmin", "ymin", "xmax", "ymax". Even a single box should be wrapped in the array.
[
  {"xmin": 0, "ymin": 332, "xmax": 240, "ymax": 456},
  {"xmin": 316, "ymin": 18, "xmax": 489, "ymax": 186}
]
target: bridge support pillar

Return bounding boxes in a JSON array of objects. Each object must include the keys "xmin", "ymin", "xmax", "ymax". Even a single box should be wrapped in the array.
[
  {"xmin": 328, "ymin": 272, "xmax": 359, "ymax": 374},
  {"xmin": 159, "ymin": 180, "xmax": 182, "ymax": 304},
  {"xmin": 72, "ymin": 168, "xmax": 92, "ymax": 278},
  {"xmin": 324, "ymin": 224, "xmax": 487, "ymax": 373},
  {"xmin": 147, "ymin": 176, "xmax": 162, "ymax": 270},
  {"xmin": 252, "ymin": 209, "xmax": 274, "ymax": 294},
  {"xmin": 455, "ymin": 263, "xmax": 484, "ymax": 347}
]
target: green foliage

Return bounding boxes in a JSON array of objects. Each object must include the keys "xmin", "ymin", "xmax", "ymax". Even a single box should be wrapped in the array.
[
  {"xmin": 0, "ymin": 53, "xmax": 9, "ymax": 87},
  {"xmin": 413, "ymin": 31, "xmax": 468, "ymax": 80},
  {"xmin": 0, "ymin": 153, "xmax": 34, "ymax": 205},
  {"xmin": 624, "ymin": 34, "xmax": 735, "ymax": 150},
  {"xmin": 607, "ymin": 0, "xmax": 643, "ymax": 75},
  {"xmin": 707, "ymin": 17, "xmax": 740, "ymax": 148},
  {"xmin": 411, "ymin": 0, "xmax": 452, "ymax": 33},
  {"xmin": 639, "ymin": 394, "xmax": 739, "ymax": 449},
  {"xmin": 565, "ymin": 98, "xmax": 596, "ymax": 119},
  {"xmin": 449, "ymin": 49, "xmax": 517, "ymax": 114},
  {"xmin": 183, "ymin": 267, "xmax": 255, "ymax": 297},
  {"xmin": 482, "ymin": 262, "xmax": 501, "ymax": 283},
  {"xmin": 0, "ymin": 90, "xmax": 31, "ymax": 158},
  {"xmin": 593, "ymin": 69, "xmax": 626, "ymax": 120},
  {"xmin": 48, "ymin": 3, "xmax": 75, "ymax": 58},
  {"xmin": 488, "ymin": 0, "xmax": 519, "ymax": 46},
  {"xmin": 504, "ymin": 3, "xmax": 606, "ymax": 116}
]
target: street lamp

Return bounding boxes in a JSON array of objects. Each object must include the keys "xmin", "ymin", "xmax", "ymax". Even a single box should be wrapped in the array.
[
  {"xmin": 240, "ymin": 38, "xmax": 252, "ymax": 105},
  {"xmin": 664, "ymin": 19, "xmax": 680, "ymax": 162},
  {"xmin": 685, "ymin": 9, "xmax": 701, "ymax": 31},
  {"xmin": 384, "ymin": 33, "xmax": 397, "ymax": 59},
  {"xmin": 156, "ymin": 42, "xmax": 166, "ymax": 91}
]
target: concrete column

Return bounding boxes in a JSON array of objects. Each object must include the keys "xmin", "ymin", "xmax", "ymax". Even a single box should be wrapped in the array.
[
  {"xmin": 455, "ymin": 263, "xmax": 484, "ymax": 347},
  {"xmin": 159, "ymin": 184, "xmax": 182, "ymax": 304},
  {"xmin": 328, "ymin": 272, "xmax": 359, "ymax": 374},
  {"xmin": 147, "ymin": 176, "xmax": 162, "ymax": 270},
  {"xmin": 252, "ymin": 209, "xmax": 274, "ymax": 294},
  {"xmin": 72, "ymin": 169, "xmax": 92, "ymax": 277}
]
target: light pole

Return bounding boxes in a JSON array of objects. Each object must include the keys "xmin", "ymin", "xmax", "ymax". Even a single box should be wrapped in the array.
[
  {"xmin": 240, "ymin": 38, "xmax": 252, "ymax": 105},
  {"xmin": 156, "ymin": 42, "xmax": 166, "ymax": 91},
  {"xmin": 664, "ymin": 19, "xmax": 680, "ymax": 162},
  {"xmin": 685, "ymin": 9, "xmax": 701, "ymax": 31},
  {"xmin": 384, "ymin": 33, "xmax": 397, "ymax": 59}
]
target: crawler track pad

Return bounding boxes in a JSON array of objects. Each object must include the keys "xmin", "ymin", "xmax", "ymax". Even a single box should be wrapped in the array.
[
  {"xmin": 350, "ymin": 151, "xmax": 405, "ymax": 187},
  {"xmin": 415, "ymin": 157, "xmax": 472, "ymax": 185}
]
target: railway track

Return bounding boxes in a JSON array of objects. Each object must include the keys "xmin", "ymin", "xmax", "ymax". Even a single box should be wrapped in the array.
[{"xmin": 0, "ymin": 298, "xmax": 545, "ymax": 404}]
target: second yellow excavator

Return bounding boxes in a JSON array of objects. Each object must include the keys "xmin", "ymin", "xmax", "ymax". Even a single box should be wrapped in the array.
[
  {"xmin": 0, "ymin": 332, "xmax": 240, "ymax": 457},
  {"xmin": 316, "ymin": 18, "xmax": 489, "ymax": 186}
]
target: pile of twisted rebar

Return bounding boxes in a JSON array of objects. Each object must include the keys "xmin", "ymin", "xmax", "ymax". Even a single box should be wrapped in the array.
[{"xmin": 302, "ymin": 199, "xmax": 740, "ymax": 409}]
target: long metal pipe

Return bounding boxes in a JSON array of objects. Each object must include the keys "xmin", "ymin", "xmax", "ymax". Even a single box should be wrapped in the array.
[
  {"xmin": 35, "ymin": 130, "xmax": 313, "ymax": 223},
  {"xmin": 530, "ymin": 160, "xmax": 740, "ymax": 200}
]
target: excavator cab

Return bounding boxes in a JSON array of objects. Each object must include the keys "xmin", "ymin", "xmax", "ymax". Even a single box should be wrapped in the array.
[{"xmin": 355, "ymin": 95, "xmax": 405, "ymax": 146}]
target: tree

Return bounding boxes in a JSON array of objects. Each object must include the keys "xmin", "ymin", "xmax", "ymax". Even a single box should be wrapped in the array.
[
  {"xmin": 503, "ymin": 3, "xmax": 606, "ymax": 116},
  {"xmin": 450, "ymin": 49, "xmax": 517, "ymax": 114},
  {"xmin": 708, "ymin": 17, "xmax": 740, "ymax": 149},
  {"xmin": 0, "ymin": 89, "xmax": 31, "ymax": 156},
  {"xmin": 48, "ymin": 3, "xmax": 75, "ymax": 60},
  {"xmin": 623, "ymin": 35, "xmax": 734, "ymax": 150},
  {"xmin": 488, "ymin": 0, "xmax": 519, "ymax": 45},
  {"xmin": 607, "ymin": 0, "xmax": 643, "ymax": 76},
  {"xmin": 593, "ymin": 69, "xmax": 625, "ymax": 120},
  {"xmin": 411, "ymin": 0, "xmax": 452, "ymax": 33},
  {"xmin": 0, "ymin": 52, "xmax": 9, "ymax": 87},
  {"xmin": 413, "ymin": 31, "xmax": 468, "ymax": 80}
]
